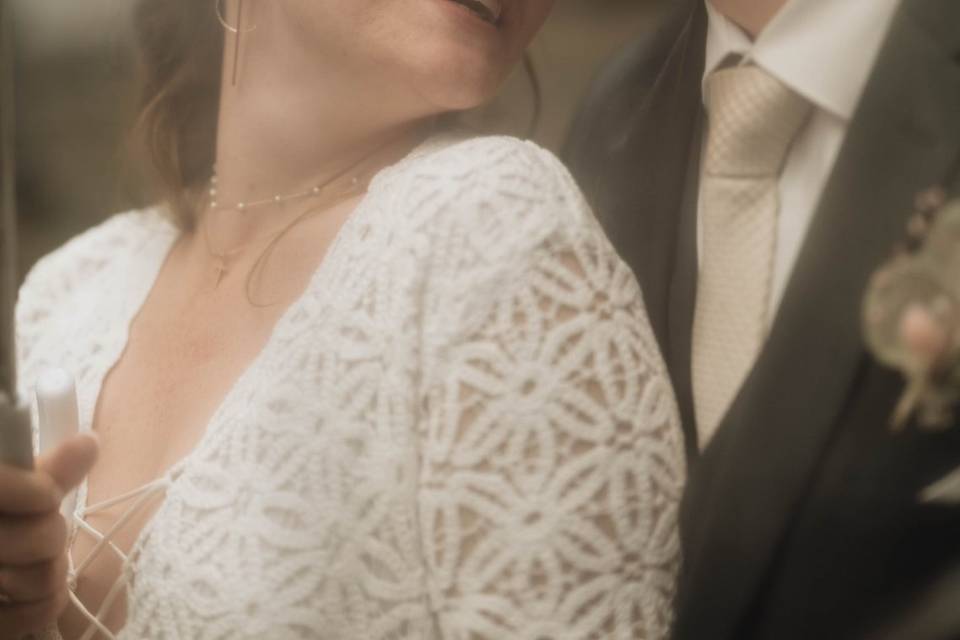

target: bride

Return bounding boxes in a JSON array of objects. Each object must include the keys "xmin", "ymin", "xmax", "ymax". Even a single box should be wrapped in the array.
[{"xmin": 3, "ymin": 1, "xmax": 684, "ymax": 638}]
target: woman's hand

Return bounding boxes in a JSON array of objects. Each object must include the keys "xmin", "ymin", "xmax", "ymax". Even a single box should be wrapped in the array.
[{"xmin": 0, "ymin": 433, "xmax": 98, "ymax": 639}]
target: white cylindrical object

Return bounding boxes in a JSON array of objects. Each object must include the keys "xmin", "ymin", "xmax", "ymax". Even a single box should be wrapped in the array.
[
  {"xmin": 36, "ymin": 367, "xmax": 80, "ymax": 455},
  {"xmin": 36, "ymin": 368, "xmax": 81, "ymax": 520}
]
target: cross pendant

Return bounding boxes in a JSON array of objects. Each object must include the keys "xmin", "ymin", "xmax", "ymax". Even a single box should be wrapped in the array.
[{"xmin": 213, "ymin": 261, "xmax": 228, "ymax": 288}]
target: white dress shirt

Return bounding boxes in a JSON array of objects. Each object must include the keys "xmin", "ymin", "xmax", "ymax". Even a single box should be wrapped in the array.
[{"xmin": 700, "ymin": 0, "xmax": 902, "ymax": 317}]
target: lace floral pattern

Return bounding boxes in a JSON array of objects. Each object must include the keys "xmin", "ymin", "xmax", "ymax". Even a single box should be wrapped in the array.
[{"xmin": 16, "ymin": 136, "xmax": 685, "ymax": 639}]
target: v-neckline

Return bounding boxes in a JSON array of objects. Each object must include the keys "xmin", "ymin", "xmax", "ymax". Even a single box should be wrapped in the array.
[
  {"xmin": 76, "ymin": 193, "xmax": 369, "ymax": 519},
  {"xmin": 59, "ymin": 133, "xmax": 456, "ymax": 638},
  {"xmin": 67, "ymin": 180, "xmax": 379, "ymax": 638},
  {"xmin": 73, "ymin": 133, "xmax": 451, "ymax": 521}
]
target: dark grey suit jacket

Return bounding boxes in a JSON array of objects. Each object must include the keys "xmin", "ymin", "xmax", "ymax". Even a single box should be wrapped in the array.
[{"xmin": 566, "ymin": 1, "xmax": 960, "ymax": 638}]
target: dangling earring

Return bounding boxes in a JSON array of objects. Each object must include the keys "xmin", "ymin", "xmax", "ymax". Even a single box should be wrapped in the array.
[{"xmin": 215, "ymin": 0, "xmax": 256, "ymax": 86}]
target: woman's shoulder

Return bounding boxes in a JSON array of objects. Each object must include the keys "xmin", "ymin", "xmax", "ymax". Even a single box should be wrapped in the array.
[
  {"xmin": 404, "ymin": 133, "xmax": 567, "ymax": 175},
  {"xmin": 19, "ymin": 207, "xmax": 173, "ymax": 306},
  {"xmin": 376, "ymin": 134, "xmax": 601, "ymax": 262},
  {"xmin": 385, "ymin": 134, "xmax": 593, "ymax": 227}
]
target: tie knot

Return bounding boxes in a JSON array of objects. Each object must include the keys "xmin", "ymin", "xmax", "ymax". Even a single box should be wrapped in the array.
[{"xmin": 704, "ymin": 65, "xmax": 812, "ymax": 178}]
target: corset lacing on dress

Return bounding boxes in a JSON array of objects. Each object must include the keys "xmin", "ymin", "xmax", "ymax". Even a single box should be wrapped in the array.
[{"xmin": 65, "ymin": 474, "xmax": 174, "ymax": 640}]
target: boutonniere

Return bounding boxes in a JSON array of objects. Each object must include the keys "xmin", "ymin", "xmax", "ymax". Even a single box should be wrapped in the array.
[
  {"xmin": 863, "ymin": 187, "xmax": 960, "ymax": 431},
  {"xmin": 862, "ymin": 188, "xmax": 960, "ymax": 503}
]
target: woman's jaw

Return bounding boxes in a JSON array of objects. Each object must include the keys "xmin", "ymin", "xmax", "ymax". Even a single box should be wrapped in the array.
[{"xmin": 248, "ymin": 0, "xmax": 553, "ymax": 114}]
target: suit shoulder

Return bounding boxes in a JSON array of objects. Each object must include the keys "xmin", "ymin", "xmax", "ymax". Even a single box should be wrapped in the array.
[
  {"xmin": 565, "ymin": 2, "xmax": 705, "ymax": 168},
  {"xmin": 587, "ymin": 31, "xmax": 678, "ymax": 109}
]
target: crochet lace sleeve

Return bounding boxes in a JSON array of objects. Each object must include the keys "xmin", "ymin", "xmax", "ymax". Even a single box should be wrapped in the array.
[{"xmin": 415, "ymin": 139, "xmax": 686, "ymax": 639}]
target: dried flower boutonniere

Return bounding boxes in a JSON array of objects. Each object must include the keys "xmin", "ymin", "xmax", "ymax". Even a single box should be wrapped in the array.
[
  {"xmin": 862, "ymin": 189, "xmax": 960, "ymax": 502},
  {"xmin": 863, "ymin": 189, "xmax": 960, "ymax": 430}
]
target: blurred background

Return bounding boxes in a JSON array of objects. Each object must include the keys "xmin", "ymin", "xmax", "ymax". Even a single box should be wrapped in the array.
[{"xmin": 10, "ymin": 0, "xmax": 668, "ymax": 278}]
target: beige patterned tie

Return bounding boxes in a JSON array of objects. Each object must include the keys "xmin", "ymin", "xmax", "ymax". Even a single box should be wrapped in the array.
[{"xmin": 693, "ymin": 65, "xmax": 812, "ymax": 448}]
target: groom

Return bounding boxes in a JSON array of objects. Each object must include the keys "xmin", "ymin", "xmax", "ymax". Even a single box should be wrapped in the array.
[{"xmin": 566, "ymin": 0, "xmax": 960, "ymax": 638}]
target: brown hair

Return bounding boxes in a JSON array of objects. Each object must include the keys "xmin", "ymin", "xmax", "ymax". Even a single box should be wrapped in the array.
[{"xmin": 132, "ymin": 0, "xmax": 223, "ymax": 231}]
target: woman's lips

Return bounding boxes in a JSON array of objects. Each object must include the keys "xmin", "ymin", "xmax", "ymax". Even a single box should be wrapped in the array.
[{"xmin": 445, "ymin": 0, "xmax": 503, "ymax": 26}]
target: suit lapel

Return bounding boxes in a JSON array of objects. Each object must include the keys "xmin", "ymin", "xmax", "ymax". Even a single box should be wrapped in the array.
[
  {"xmin": 676, "ymin": 1, "xmax": 960, "ymax": 637},
  {"xmin": 667, "ymin": 113, "xmax": 704, "ymax": 454}
]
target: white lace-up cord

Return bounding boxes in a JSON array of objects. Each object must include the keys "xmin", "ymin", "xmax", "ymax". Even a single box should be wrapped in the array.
[{"xmin": 66, "ymin": 477, "xmax": 172, "ymax": 640}]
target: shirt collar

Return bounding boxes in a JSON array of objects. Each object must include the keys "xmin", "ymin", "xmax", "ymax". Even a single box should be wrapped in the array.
[{"xmin": 703, "ymin": 0, "xmax": 902, "ymax": 121}]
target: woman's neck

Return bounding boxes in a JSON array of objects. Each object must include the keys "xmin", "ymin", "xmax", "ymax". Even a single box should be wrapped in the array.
[
  {"xmin": 708, "ymin": 0, "xmax": 789, "ymax": 39},
  {"xmin": 211, "ymin": 2, "xmax": 432, "ymax": 227}
]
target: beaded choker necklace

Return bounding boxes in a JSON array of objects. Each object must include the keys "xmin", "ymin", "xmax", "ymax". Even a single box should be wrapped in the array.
[
  {"xmin": 201, "ymin": 132, "xmax": 421, "ymax": 291},
  {"xmin": 202, "ymin": 145, "xmax": 388, "ymax": 288},
  {"xmin": 202, "ymin": 173, "xmax": 368, "ymax": 290},
  {"xmin": 207, "ymin": 172, "xmax": 362, "ymax": 213}
]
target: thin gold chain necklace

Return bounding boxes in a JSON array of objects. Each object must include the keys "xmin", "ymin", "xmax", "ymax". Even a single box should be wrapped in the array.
[
  {"xmin": 200, "ymin": 133, "xmax": 418, "ymax": 289},
  {"xmin": 201, "ymin": 181, "xmax": 365, "ymax": 289}
]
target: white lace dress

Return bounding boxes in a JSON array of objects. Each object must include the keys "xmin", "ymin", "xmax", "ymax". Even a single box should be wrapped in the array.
[{"xmin": 16, "ymin": 136, "xmax": 685, "ymax": 640}]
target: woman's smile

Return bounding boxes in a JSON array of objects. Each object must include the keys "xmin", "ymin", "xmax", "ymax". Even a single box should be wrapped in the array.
[{"xmin": 443, "ymin": 0, "xmax": 503, "ymax": 26}]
